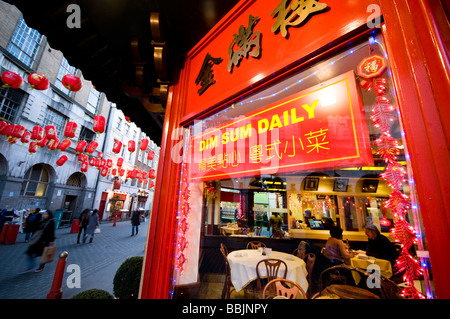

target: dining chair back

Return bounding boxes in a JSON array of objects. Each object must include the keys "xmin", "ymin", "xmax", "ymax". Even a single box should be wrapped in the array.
[
  {"xmin": 305, "ymin": 252, "xmax": 316, "ymax": 297},
  {"xmin": 256, "ymin": 258, "xmax": 288, "ymax": 292},
  {"xmin": 315, "ymin": 264, "xmax": 401, "ymax": 299},
  {"xmin": 220, "ymin": 243, "xmax": 234, "ymax": 299},
  {"xmin": 246, "ymin": 241, "xmax": 266, "ymax": 249},
  {"xmin": 262, "ymin": 278, "xmax": 307, "ymax": 299}
]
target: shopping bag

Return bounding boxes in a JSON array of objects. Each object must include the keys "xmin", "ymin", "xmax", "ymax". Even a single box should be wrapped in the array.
[
  {"xmin": 39, "ymin": 246, "xmax": 57, "ymax": 264},
  {"xmin": 94, "ymin": 227, "xmax": 101, "ymax": 234}
]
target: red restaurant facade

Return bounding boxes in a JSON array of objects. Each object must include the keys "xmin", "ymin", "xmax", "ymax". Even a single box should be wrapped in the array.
[{"xmin": 140, "ymin": 0, "xmax": 450, "ymax": 299}]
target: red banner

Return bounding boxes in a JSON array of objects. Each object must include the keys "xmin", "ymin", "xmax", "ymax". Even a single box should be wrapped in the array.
[{"xmin": 189, "ymin": 71, "xmax": 373, "ymax": 181}]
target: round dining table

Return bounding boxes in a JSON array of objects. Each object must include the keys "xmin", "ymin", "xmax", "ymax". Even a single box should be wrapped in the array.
[{"xmin": 227, "ymin": 249, "xmax": 309, "ymax": 293}]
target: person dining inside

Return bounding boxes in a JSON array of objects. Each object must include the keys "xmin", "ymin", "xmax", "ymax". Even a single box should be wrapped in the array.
[
  {"xmin": 323, "ymin": 226, "xmax": 355, "ymax": 265},
  {"xmin": 364, "ymin": 224, "xmax": 398, "ymax": 265}
]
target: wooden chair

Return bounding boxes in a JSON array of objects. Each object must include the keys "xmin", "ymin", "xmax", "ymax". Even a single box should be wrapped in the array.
[
  {"xmin": 246, "ymin": 241, "xmax": 266, "ymax": 250},
  {"xmin": 314, "ymin": 264, "xmax": 401, "ymax": 299},
  {"xmin": 256, "ymin": 258, "xmax": 288, "ymax": 293},
  {"xmin": 304, "ymin": 252, "xmax": 316, "ymax": 298},
  {"xmin": 219, "ymin": 243, "xmax": 234, "ymax": 299},
  {"xmin": 262, "ymin": 278, "xmax": 307, "ymax": 299}
]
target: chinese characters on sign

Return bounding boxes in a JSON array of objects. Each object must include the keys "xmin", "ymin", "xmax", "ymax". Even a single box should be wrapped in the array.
[
  {"xmin": 227, "ymin": 15, "xmax": 262, "ymax": 73},
  {"xmin": 190, "ymin": 71, "xmax": 373, "ymax": 181},
  {"xmin": 195, "ymin": 53, "xmax": 223, "ymax": 95},
  {"xmin": 194, "ymin": 1, "xmax": 329, "ymax": 95},
  {"xmin": 271, "ymin": 0, "xmax": 328, "ymax": 38}
]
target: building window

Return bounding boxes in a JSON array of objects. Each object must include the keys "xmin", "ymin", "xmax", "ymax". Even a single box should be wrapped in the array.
[
  {"xmin": 0, "ymin": 88, "xmax": 25, "ymax": 122},
  {"xmin": 7, "ymin": 17, "xmax": 42, "ymax": 67},
  {"xmin": 55, "ymin": 57, "xmax": 77, "ymax": 95},
  {"xmin": 125, "ymin": 124, "xmax": 130, "ymax": 136},
  {"xmin": 21, "ymin": 164, "xmax": 49, "ymax": 197},
  {"xmin": 42, "ymin": 107, "xmax": 67, "ymax": 137},
  {"xmin": 86, "ymin": 86, "xmax": 101, "ymax": 114},
  {"xmin": 79, "ymin": 126, "xmax": 95, "ymax": 142},
  {"xmin": 116, "ymin": 117, "xmax": 123, "ymax": 130}
]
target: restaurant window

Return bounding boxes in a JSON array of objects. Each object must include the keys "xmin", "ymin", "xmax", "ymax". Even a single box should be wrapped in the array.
[
  {"xmin": 86, "ymin": 86, "xmax": 101, "ymax": 114},
  {"xmin": 170, "ymin": 31, "xmax": 432, "ymax": 298}
]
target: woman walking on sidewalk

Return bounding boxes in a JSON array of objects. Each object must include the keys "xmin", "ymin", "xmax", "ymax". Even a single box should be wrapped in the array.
[
  {"xmin": 23, "ymin": 210, "xmax": 55, "ymax": 273},
  {"xmin": 77, "ymin": 209, "xmax": 90, "ymax": 244},
  {"xmin": 83, "ymin": 209, "xmax": 99, "ymax": 243},
  {"xmin": 131, "ymin": 209, "xmax": 142, "ymax": 236}
]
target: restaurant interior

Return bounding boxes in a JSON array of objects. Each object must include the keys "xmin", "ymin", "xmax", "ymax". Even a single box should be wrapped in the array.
[{"xmin": 172, "ymin": 31, "xmax": 433, "ymax": 300}]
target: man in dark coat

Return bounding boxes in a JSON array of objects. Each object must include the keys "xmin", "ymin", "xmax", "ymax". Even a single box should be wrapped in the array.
[
  {"xmin": 24, "ymin": 210, "xmax": 55, "ymax": 272},
  {"xmin": 131, "ymin": 209, "xmax": 142, "ymax": 236}
]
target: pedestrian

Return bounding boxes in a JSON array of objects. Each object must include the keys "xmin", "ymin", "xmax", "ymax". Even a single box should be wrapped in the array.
[
  {"xmin": 131, "ymin": 209, "xmax": 141, "ymax": 236},
  {"xmin": 23, "ymin": 210, "xmax": 55, "ymax": 273},
  {"xmin": 83, "ymin": 209, "xmax": 99, "ymax": 243},
  {"xmin": 24, "ymin": 208, "xmax": 42, "ymax": 243},
  {"xmin": 77, "ymin": 209, "xmax": 90, "ymax": 244}
]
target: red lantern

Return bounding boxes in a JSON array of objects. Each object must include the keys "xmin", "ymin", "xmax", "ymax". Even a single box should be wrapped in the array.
[
  {"xmin": 21, "ymin": 131, "xmax": 31, "ymax": 144},
  {"xmin": 144, "ymin": 179, "xmax": 148, "ymax": 185},
  {"xmin": 1, "ymin": 124, "xmax": 12, "ymax": 137},
  {"xmin": 106, "ymin": 159, "xmax": 112, "ymax": 168},
  {"xmin": 140, "ymin": 138, "xmax": 149, "ymax": 151},
  {"xmin": 78, "ymin": 153, "xmax": 87, "ymax": 162},
  {"xmin": 95, "ymin": 158, "xmax": 101, "ymax": 170},
  {"xmin": 149, "ymin": 169, "xmax": 156, "ymax": 179},
  {"xmin": 61, "ymin": 74, "xmax": 82, "ymax": 92},
  {"xmin": 8, "ymin": 137, "xmax": 18, "ymax": 144},
  {"xmin": 45, "ymin": 125, "xmax": 57, "ymax": 140},
  {"xmin": 47, "ymin": 138, "xmax": 60, "ymax": 150},
  {"xmin": 128, "ymin": 140, "xmax": 136, "ymax": 153},
  {"xmin": 1, "ymin": 71, "xmax": 24, "ymax": 89},
  {"xmin": 80, "ymin": 161, "xmax": 89, "ymax": 172},
  {"xmin": 31, "ymin": 126, "xmax": 44, "ymax": 141},
  {"xmin": 86, "ymin": 141, "xmax": 98, "ymax": 154},
  {"xmin": 112, "ymin": 140, "xmax": 122, "ymax": 154},
  {"xmin": 149, "ymin": 180, "xmax": 155, "ymax": 188},
  {"xmin": 64, "ymin": 121, "xmax": 78, "ymax": 139},
  {"xmin": 27, "ymin": 73, "xmax": 49, "ymax": 90},
  {"xmin": 89, "ymin": 157, "xmax": 96, "ymax": 166},
  {"xmin": 0, "ymin": 121, "xmax": 8, "ymax": 134},
  {"xmin": 119, "ymin": 168, "xmax": 125, "ymax": 177},
  {"xmin": 117, "ymin": 157, "xmax": 124, "ymax": 167},
  {"xmin": 28, "ymin": 141, "xmax": 38, "ymax": 154},
  {"xmin": 38, "ymin": 137, "xmax": 49, "ymax": 148},
  {"xmin": 11, "ymin": 125, "xmax": 26, "ymax": 138},
  {"xmin": 100, "ymin": 166, "xmax": 109, "ymax": 177},
  {"xmin": 75, "ymin": 140, "xmax": 87, "ymax": 153},
  {"xmin": 98, "ymin": 152, "xmax": 103, "ymax": 159},
  {"xmin": 56, "ymin": 155, "xmax": 68, "ymax": 166},
  {"xmin": 58, "ymin": 139, "xmax": 71, "ymax": 151},
  {"xmin": 93, "ymin": 115, "xmax": 106, "ymax": 134},
  {"xmin": 147, "ymin": 150, "xmax": 155, "ymax": 160},
  {"xmin": 111, "ymin": 168, "xmax": 117, "ymax": 176}
]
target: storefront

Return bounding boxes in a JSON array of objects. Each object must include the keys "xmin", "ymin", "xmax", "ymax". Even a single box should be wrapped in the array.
[{"xmin": 141, "ymin": 0, "xmax": 450, "ymax": 299}]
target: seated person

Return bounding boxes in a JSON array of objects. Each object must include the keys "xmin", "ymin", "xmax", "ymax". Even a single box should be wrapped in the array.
[
  {"xmin": 323, "ymin": 226, "xmax": 355, "ymax": 264},
  {"xmin": 364, "ymin": 224, "xmax": 398, "ymax": 265}
]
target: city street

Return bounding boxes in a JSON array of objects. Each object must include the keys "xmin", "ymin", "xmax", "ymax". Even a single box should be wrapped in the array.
[{"xmin": 0, "ymin": 218, "xmax": 150, "ymax": 299}]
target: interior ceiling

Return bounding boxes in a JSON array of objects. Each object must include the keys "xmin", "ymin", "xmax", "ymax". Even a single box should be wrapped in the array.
[{"xmin": 5, "ymin": 0, "xmax": 240, "ymax": 145}]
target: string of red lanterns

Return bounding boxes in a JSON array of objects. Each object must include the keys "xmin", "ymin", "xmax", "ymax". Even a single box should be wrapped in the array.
[
  {"xmin": 1, "ymin": 117, "xmax": 156, "ymax": 185},
  {"xmin": 358, "ymin": 55, "xmax": 425, "ymax": 299}
]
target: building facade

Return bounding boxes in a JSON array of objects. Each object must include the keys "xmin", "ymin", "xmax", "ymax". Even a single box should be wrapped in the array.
[
  {"xmin": 0, "ymin": 3, "xmax": 159, "ymax": 221},
  {"xmin": 92, "ymin": 105, "xmax": 160, "ymax": 221}
]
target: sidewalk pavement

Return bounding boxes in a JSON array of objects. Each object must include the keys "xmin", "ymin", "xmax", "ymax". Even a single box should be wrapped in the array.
[{"xmin": 0, "ymin": 218, "xmax": 150, "ymax": 299}]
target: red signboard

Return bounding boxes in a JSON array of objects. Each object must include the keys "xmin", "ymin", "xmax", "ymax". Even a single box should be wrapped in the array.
[{"xmin": 189, "ymin": 71, "xmax": 373, "ymax": 181}]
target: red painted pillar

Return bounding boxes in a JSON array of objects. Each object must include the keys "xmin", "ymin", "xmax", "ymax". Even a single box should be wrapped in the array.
[
  {"xmin": 113, "ymin": 216, "xmax": 117, "ymax": 227},
  {"xmin": 47, "ymin": 251, "xmax": 68, "ymax": 299}
]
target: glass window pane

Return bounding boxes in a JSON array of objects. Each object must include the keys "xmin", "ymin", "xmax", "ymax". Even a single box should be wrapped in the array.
[
  {"xmin": 25, "ymin": 182, "xmax": 38, "ymax": 196},
  {"xmin": 36, "ymin": 183, "xmax": 47, "ymax": 197}
]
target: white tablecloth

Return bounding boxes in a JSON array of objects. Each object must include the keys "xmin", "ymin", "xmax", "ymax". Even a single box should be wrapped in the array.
[{"xmin": 227, "ymin": 249, "xmax": 309, "ymax": 293}]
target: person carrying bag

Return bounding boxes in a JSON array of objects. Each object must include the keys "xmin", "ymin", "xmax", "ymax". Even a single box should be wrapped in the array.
[{"xmin": 23, "ymin": 210, "xmax": 56, "ymax": 273}]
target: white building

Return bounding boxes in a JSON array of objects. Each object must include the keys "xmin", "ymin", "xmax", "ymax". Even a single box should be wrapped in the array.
[{"xmin": 92, "ymin": 105, "xmax": 160, "ymax": 221}]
